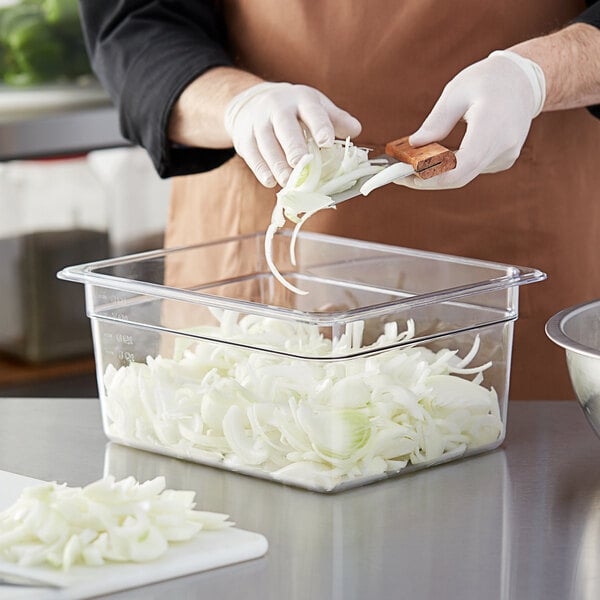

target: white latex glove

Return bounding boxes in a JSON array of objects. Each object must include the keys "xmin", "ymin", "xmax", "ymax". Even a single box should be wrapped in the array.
[
  {"xmin": 224, "ymin": 82, "xmax": 361, "ymax": 187},
  {"xmin": 397, "ymin": 50, "xmax": 546, "ymax": 190}
]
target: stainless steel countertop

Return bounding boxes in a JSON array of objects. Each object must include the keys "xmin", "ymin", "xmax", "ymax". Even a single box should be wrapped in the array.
[{"xmin": 0, "ymin": 399, "xmax": 598, "ymax": 600}]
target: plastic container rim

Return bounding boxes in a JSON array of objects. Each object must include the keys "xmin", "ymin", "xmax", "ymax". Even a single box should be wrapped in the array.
[{"xmin": 57, "ymin": 231, "xmax": 547, "ymax": 325}]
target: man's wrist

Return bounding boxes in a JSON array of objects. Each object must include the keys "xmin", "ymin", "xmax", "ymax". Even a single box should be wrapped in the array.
[
  {"xmin": 168, "ymin": 67, "xmax": 264, "ymax": 148},
  {"xmin": 488, "ymin": 50, "xmax": 546, "ymax": 117},
  {"xmin": 224, "ymin": 82, "xmax": 290, "ymax": 136},
  {"xmin": 509, "ymin": 23, "xmax": 600, "ymax": 112}
]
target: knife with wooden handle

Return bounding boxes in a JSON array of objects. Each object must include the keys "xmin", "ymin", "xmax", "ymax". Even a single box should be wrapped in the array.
[{"xmin": 329, "ymin": 137, "xmax": 456, "ymax": 205}]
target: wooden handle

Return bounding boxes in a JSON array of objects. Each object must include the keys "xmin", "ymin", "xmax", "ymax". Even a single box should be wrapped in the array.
[{"xmin": 385, "ymin": 137, "xmax": 456, "ymax": 180}]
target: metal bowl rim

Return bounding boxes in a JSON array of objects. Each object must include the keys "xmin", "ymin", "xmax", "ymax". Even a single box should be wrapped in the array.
[{"xmin": 545, "ymin": 299, "xmax": 600, "ymax": 359}]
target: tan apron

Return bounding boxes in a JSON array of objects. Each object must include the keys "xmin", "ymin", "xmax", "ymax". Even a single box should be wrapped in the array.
[{"xmin": 165, "ymin": 0, "xmax": 600, "ymax": 400}]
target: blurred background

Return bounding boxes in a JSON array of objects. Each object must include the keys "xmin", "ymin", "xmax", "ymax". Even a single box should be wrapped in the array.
[{"xmin": 0, "ymin": 0, "xmax": 170, "ymax": 397}]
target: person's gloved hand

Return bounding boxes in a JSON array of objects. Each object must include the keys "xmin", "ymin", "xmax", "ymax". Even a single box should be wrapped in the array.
[
  {"xmin": 224, "ymin": 82, "xmax": 361, "ymax": 187},
  {"xmin": 397, "ymin": 50, "xmax": 546, "ymax": 190}
]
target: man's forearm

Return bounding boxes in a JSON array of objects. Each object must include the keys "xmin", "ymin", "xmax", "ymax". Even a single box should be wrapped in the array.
[
  {"xmin": 510, "ymin": 23, "xmax": 600, "ymax": 112},
  {"xmin": 168, "ymin": 23, "xmax": 600, "ymax": 152},
  {"xmin": 168, "ymin": 66, "xmax": 263, "ymax": 148}
]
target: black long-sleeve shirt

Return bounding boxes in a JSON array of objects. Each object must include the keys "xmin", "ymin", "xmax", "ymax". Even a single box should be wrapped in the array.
[
  {"xmin": 79, "ymin": 1, "xmax": 600, "ymax": 178},
  {"xmin": 572, "ymin": 1, "xmax": 600, "ymax": 118},
  {"xmin": 80, "ymin": 1, "xmax": 235, "ymax": 177}
]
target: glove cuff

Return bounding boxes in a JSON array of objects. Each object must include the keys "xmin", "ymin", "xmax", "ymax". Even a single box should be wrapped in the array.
[
  {"xmin": 488, "ymin": 50, "xmax": 546, "ymax": 118},
  {"xmin": 224, "ymin": 82, "xmax": 292, "ymax": 134}
]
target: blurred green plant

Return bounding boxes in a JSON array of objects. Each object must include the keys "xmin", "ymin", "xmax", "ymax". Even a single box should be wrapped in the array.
[{"xmin": 0, "ymin": 0, "xmax": 92, "ymax": 86}]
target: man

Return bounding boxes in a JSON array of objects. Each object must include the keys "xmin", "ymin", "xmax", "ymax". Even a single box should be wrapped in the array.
[{"xmin": 79, "ymin": 1, "xmax": 600, "ymax": 399}]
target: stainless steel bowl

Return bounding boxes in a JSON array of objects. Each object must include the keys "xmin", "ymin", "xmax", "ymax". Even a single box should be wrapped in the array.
[{"xmin": 546, "ymin": 299, "xmax": 600, "ymax": 438}]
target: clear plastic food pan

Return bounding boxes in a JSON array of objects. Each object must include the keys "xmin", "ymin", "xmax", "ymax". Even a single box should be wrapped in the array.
[{"xmin": 58, "ymin": 231, "xmax": 546, "ymax": 492}]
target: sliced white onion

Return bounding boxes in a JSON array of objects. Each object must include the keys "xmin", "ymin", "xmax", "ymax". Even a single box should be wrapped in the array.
[
  {"xmin": 0, "ymin": 476, "xmax": 232, "ymax": 570},
  {"xmin": 103, "ymin": 313, "xmax": 504, "ymax": 491},
  {"xmin": 265, "ymin": 136, "xmax": 384, "ymax": 294}
]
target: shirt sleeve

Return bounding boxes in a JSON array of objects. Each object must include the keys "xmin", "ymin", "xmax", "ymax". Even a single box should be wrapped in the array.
[
  {"xmin": 571, "ymin": 0, "xmax": 600, "ymax": 118},
  {"xmin": 79, "ymin": 0, "xmax": 236, "ymax": 178},
  {"xmin": 573, "ymin": 0, "xmax": 600, "ymax": 28}
]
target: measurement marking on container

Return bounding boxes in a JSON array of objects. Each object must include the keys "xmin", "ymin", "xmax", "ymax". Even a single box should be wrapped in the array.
[
  {"xmin": 118, "ymin": 351, "xmax": 135, "ymax": 362},
  {"xmin": 116, "ymin": 334, "xmax": 134, "ymax": 345}
]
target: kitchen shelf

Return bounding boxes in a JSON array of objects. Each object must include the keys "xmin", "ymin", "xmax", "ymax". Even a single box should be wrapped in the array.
[
  {"xmin": 0, "ymin": 83, "xmax": 127, "ymax": 395},
  {"xmin": 0, "ymin": 83, "xmax": 128, "ymax": 160}
]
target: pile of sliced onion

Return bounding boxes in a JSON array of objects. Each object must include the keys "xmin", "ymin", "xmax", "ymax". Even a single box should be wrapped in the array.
[
  {"xmin": 265, "ymin": 137, "xmax": 384, "ymax": 294},
  {"xmin": 0, "ymin": 476, "xmax": 232, "ymax": 570},
  {"xmin": 103, "ymin": 313, "xmax": 503, "ymax": 491}
]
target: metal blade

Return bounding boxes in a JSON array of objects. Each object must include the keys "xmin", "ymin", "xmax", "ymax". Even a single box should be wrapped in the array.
[
  {"xmin": 329, "ymin": 158, "xmax": 415, "ymax": 206},
  {"xmin": 328, "ymin": 173, "xmax": 380, "ymax": 205}
]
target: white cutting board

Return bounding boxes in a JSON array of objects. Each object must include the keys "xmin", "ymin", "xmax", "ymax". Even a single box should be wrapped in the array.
[{"xmin": 0, "ymin": 470, "xmax": 268, "ymax": 599}]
